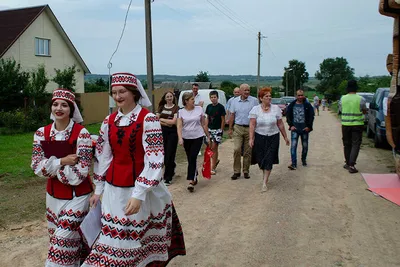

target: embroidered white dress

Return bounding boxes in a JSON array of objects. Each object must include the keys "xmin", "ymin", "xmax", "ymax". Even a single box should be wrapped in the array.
[
  {"xmin": 82, "ymin": 105, "xmax": 184, "ymax": 267},
  {"xmin": 31, "ymin": 120, "xmax": 93, "ymax": 267}
]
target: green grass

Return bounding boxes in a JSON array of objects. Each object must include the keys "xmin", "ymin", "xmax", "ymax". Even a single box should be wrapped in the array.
[
  {"xmin": 0, "ymin": 132, "xmax": 37, "ymax": 184},
  {"xmin": 85, "ymin": 123, "xmax": 102, "ymax": 135}
]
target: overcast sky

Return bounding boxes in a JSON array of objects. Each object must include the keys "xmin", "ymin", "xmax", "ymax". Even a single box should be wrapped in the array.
[{"xmin": 0, "ymin": 0, "xmax": 393, "ymax": 77}]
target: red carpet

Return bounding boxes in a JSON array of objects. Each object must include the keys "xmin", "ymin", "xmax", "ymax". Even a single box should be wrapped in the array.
[{"xmin": 361, "ymin": 173, "xmax": 400, "ymax": 207}]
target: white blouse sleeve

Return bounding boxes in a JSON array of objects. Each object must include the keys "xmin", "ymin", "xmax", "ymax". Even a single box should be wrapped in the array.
[
  {"xmin": 131, "ymin": 113, "xmax": 164, "ymax": 201},
  {"xmin": 248, "ymin": 105, "xmax": 258, "ymax": 119},
  {"xmin": 55, "ymin": 128, "xmax": 93, "ymax": 186},
  {"xmin": 31, "ymin": 127, "xmax": 62, "ymax": 178},
  {"xmin": 93, "ymin": 116, "xmax": 113, "ymax": 195}
]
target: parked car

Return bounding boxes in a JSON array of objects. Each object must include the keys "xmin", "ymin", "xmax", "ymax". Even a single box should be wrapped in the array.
[
  {"xmin": 281, "ymin": 96, "xmax": 296, "ymax": 105},
  {"xmin": 272, "ymin": 98, "xmax": 287, "ymax": 116},
  {"xmin": 338, "ymin": 92, "xmax": 374, "ymax": 125},
  {"xmin": 366, "ymin": 88, "xmax": 390, "ymax": 148},
  {"xmin": 177, "ymin": 89, "xmax": 227, "ymax": 112}
]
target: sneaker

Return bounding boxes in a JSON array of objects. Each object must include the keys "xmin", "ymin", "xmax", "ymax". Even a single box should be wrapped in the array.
[
  {"xmin": 244, "ymin": 173, "xmax": 250, "ymax": 179},
  {"xmin": 164, "ymin": 180, "xmax": 171, "ymax": 186},
  {"xmin": 302, "ymin": 161, "xmax": 307, "ymax": 167},
  {"xmin": 343, "ymin": 164, "xmax": 350, "ymax": 170},
  {"xmin": 348, "ymin": 166, "xmax": 358, "ymax": 173},
  {"xmin": 211, "ymin": 170, "xmax": 216, "ymax": 175},
  {"xmin": 288, "ymin": 164, "xmax": 297, "ymax": 170},
  {"xmin": 187, "ymin": 184, "xmax": 194, "ymax": 192}
]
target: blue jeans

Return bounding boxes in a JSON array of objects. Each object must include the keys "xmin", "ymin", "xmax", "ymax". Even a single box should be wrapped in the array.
[{"xmin": 290, "ymin": 131, "xmax": 309, "ymax": 166}]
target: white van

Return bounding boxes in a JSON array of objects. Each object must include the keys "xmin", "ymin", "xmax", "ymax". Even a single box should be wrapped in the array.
[{"xmin": 177, "ymin": 89, "xmax": 227, "ymax": 111}]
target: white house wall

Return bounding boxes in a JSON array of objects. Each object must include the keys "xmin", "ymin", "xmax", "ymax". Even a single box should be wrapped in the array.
[{"xmin": 2, "ymin": 11, "xmax": 85, "ymax": 93}]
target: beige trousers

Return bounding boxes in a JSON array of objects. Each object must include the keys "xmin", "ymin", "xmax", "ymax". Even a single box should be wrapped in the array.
[{"xmin": 233, "ymin": 125, "xmax": 252, "ymax": 174}]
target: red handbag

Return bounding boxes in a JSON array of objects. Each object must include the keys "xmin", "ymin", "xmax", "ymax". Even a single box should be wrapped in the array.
[{"xmin": 202, "ymin": 146, "xmax": 214, "ymax": 179}]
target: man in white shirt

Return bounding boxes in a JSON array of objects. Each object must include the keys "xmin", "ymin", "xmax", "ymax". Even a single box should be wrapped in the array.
[{"xmin": 192, "ymin": 83, "xmax": 204, "ymax": 107}]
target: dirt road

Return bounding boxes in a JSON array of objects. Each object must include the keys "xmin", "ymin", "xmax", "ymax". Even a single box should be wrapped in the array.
[{"xmin": 1, "ymin": 111, "xmax": 400, "ymax": 266}]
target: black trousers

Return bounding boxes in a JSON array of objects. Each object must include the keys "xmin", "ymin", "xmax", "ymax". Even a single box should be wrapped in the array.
[
  {"xmin": 183, "ymin": 137, "xmax": 203, "ymax": 181},
  {"xmin": 162, "ymin": 126, "xmax": 178, "ymax": 182},
  {"xmin": 342, "ymin": 125, "xmax": 363, "ymax": 166}
]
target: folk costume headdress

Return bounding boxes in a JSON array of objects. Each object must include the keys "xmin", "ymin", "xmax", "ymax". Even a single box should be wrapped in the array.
[
  {"xmin": 50, "ymin": 88, "xmax": 84, "ymax": 123},
  {"xmin": 111, "ymin": 72, "xmax": 152, "ymax": 107}
]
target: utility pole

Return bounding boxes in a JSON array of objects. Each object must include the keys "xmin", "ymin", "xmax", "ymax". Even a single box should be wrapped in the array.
[
  {"xmin": 257, "ymin": 32, "xmax": 266, "ymax": 94},
  {"xmin": 144, "ymin": 0, "xmax": 155, "ymax": 112},
  {"xmin": 257, "ymin": 32, "xmax": 261, "ymax": 94}
]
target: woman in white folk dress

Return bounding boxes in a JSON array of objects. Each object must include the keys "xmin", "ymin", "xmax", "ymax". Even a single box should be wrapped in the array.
[
  {"xmin": 83, "ymin": 72, "xmax": 186, "ymax": 267},
  {"xmin": 31, "ymin": 88, "xmax": 93, "ymax": 267}
]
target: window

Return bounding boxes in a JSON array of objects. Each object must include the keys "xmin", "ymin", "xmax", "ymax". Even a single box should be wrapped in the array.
[{"xmin": 35, "ymin": 38, "xmax": 50, "ymax": 56}]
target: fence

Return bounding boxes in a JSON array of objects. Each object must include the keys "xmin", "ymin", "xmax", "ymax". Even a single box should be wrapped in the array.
[
  {"xmin": 76, "ymin": 92, "xmax": 109, "ymax": 125},
  {"xmin": 77, "ymin": 88, "xmax": 179, "ymax": 125}
]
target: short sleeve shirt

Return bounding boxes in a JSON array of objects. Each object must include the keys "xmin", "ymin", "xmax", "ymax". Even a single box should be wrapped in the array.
[
  {"xmin": 205, "ymin": 103, "xmax": 226, "ymax": 130},
  {"xmin": 178, "ymin": 106, "xmax": 205, "ymax": 139},
  {"xmin": 249, "ymin": 104, "xmax": 282, "ymax": 136}
]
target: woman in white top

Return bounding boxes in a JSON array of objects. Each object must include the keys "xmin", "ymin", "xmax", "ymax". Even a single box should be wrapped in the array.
[
  {"xmin": 177, "ymin": 92, "xmax": 210, "ymax": 192},
  {"xmin": 249, "ymin": 87, "xmax": 289, "ymax": 192}
]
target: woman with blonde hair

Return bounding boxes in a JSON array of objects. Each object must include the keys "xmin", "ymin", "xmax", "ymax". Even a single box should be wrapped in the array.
[
  {"xmin": 157, "ymin": 91, "xmax": 179, "ymax": 185},
  {"xmin": 177, "ymin": 92, "xmax": 210, "ymax": 192},
  {"xmin": 249, "ymin": 87, "xmax": 290, "ymax": 192}
]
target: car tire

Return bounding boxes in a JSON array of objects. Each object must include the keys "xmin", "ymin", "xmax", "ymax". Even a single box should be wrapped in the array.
[
  {"xmin": 366, "ymin": 124, "xmax": 373, "ymax": 138},
  {"xmin": 374, "ymin": 125, "xmax": 382, "ymax": 148}
]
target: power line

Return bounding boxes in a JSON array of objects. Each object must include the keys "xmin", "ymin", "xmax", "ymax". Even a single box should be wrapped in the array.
[
  {"xmin": 213, "ymin": 0, "xmax": 258, "ymax": 33},
  {"xmin": 108, "ymin": 0, "xmax": 133, "ymax": 70},
  {"xmin": 204, "ymin": 0, "xmax": 256, "ymax": 35}
]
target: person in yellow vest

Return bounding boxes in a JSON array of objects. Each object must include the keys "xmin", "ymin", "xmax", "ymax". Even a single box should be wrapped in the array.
[{"xmin": 341, "ymin": 80, "xmax": 368, "ymax": 173}]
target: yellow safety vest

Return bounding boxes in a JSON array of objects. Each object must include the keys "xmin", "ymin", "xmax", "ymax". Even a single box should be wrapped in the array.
[{"xmin": 341, "ymin": 94, "xmax": 364, "ymax": 126}]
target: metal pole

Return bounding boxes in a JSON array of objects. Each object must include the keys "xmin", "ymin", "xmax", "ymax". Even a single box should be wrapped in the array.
[
  {"xmin": 293, "ymin": 72, "xmax": 296, "ymax": 96},
  {"xmin": 257, "ymin": 32, "xmax": 261, "ymax": 94},
  {"xmin": 285, "ymin": 70, "xmax": 288, "ymax": 96},
  {"xmin": 144, "ymin": 0, "xmax": 155, "ymax": 112}
]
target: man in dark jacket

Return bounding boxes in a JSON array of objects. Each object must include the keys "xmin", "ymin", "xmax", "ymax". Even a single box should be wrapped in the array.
[{"xmin": 286, "ymin": 89, "xmax": 315, "ymax": 170}]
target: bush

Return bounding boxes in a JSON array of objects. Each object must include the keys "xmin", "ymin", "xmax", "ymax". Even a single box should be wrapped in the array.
[
  {"xmin": 0, "ymin": 110, "xmax": 25, "ymax": 132},
  {"xmin": 0, "ymin": 105, "xmax": 51, "ymax": 134}
]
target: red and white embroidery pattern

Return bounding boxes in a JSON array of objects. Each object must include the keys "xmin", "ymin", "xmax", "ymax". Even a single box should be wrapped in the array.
[
  {"xmin": 111, "ymin": 73, "xmax": 138, "ymax": 88},
  {"xmin": 52, "ymin": 89, "xmax": 75, "ymax": 103}
]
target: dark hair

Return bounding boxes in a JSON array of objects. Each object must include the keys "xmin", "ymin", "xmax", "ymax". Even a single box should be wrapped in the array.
[
  {"xmin": 182, "ymin": 92, "xmax": 194, "ymax": 106},
  {"xmin": 209, "ymin": 90, "xmax": 218, "ymax": 98},
  {"xmin": 158, "ymin": 91, "xmax": 177, "ymax": 113},
  {"xmin": 346, "ymin": 80, "xmax": 358, "ymax": 93},
  {"xmin": 52, "ymin": 99, "xmax": 75, "ymax": 118},
  {"xmin": 192, "ymin": 83, "xmax": 199, "ymax": 87}
]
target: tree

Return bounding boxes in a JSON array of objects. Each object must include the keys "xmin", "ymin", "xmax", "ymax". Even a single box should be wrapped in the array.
[
  {"xmin": 315, "ymin": 57, "xmax": 354, "ymax": 98},
  {"xmin": 85, "ymin": 78, "xmax": 109, "ymax": 93},
  {"xmin": 282, "ymin": 59, "xmax": 309, "ymax": 96},
  {"xmin": 26, "ymin": 64, "xmax": 50, "ymax": 106},
  {"xmin": 52, "ymin": 65, "xmax": 77, "ymax": 92},
  {"xmin": 195, "ymin": 71, "xmax": 210, "ymax": 82},
  {"xmin": 219, "ymin": 80, "xmax": 238, "ymax": 97},
  {"xmin": 0, "ymin": 58, "xmax": 30, "ymax": 111}
]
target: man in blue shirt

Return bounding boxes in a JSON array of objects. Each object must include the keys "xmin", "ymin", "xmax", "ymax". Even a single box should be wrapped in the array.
[{"xmin": 228, "ymin": 84, "xmax": 258, "ymax": 180}]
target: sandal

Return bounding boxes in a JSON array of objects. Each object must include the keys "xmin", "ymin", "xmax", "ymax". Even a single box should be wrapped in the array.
[{"xmin": 211, "ymin": 170, "xmax": 216, "ymax": 175}]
